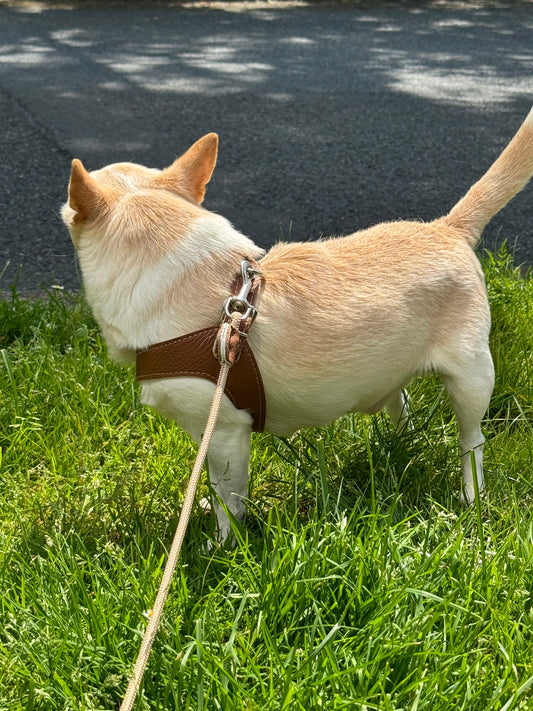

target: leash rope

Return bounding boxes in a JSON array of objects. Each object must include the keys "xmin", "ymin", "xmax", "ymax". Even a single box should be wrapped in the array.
[{"xmin": 119, "ymin": 310, "xmax": 243, "ymax": 711}]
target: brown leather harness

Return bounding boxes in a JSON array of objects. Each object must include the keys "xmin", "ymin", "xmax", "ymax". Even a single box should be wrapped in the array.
[{"xmin": 135, "ymin": 261, "xmax": 266, "ymax": 432}]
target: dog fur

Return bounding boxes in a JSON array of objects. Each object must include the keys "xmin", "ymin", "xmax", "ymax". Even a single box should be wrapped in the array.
[{"xmin": 63, "ymin": 108, "xmax": 533, "ymax": 542}]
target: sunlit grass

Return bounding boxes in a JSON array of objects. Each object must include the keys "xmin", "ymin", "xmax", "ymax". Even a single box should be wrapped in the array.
[{"xmin": 1, "ymin": 247, "xmax": 533, "ymax": 710}]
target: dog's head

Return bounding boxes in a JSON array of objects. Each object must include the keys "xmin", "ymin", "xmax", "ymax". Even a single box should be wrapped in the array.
[
  {"xmin": 61, "ymin": 133, "xmax": 219, "ymax": 250},
  {"xmin": 61, "ymin": 132, "xmax": 264, "ymax": 359}
]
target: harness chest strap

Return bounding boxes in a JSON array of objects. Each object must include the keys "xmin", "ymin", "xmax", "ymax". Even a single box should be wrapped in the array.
[{"xmin": 136, "ymin": 326, "xmax": 266, "ymax": 432}]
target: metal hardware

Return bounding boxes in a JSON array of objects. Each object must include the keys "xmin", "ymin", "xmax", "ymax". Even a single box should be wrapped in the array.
[{"xmin": 222, "ymin": 260, "xmax": 262, "ymax": 324}]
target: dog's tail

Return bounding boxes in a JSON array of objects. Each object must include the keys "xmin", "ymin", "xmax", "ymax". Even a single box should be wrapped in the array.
[{"xmin": 444, "ymin": 106, "xmax": 533, "ymax": 247}]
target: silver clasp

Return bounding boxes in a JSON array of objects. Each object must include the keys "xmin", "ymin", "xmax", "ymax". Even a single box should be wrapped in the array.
[{"xmin": 222, "ymin": 260, "xmax": 262, "ymax": 323}]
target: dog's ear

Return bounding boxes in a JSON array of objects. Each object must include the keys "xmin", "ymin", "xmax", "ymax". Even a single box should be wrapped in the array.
[
  {"xmin": 154, "ymin": 133, "xmax": 218, "ymax": 204},
  {"xmin": 67, "ymin": 159, "xmax": 116, "ymax": 224}
]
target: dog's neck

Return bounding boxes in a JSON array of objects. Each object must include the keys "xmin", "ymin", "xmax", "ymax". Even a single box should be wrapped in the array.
[{"xmin": 79, "ymin": 212, "xmax": 264, "ymax": 363}]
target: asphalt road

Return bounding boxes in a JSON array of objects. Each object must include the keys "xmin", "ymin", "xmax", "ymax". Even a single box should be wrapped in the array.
[{"xmin": 1, "ymin": 2, "xmax": 532, "ymax": 293}]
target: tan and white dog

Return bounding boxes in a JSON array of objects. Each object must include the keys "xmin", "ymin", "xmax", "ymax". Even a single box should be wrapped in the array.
[{"xmin": 63, "ymin": 108, "xmax": 533, "ymax": 542}]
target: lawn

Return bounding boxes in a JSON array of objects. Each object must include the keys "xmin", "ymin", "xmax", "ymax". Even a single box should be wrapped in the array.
[{"xmin": 1, "ymin": 248, "xmax": 533, "ymax": 711}]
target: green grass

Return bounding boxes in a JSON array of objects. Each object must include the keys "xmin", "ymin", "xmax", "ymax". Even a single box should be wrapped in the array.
[{"xmin": 1, "ymin": 247, "xmax": 533, "ymax": 711}]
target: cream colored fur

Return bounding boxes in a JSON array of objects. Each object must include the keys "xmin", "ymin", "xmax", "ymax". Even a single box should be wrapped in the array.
[{"xmin": 63, "ymin": 108, "xmax": 533, "ymax": 542}]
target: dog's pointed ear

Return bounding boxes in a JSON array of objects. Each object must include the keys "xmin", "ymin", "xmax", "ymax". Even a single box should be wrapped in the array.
[
  {"xmin": 155, "ymin": 133, "xmax": 218, "ymax": 204},
  {"xmin": 67, "ymin": 159, "xmax": 116, "ymax": 224}
]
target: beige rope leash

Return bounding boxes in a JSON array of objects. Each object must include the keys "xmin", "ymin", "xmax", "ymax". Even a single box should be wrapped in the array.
[{"xmin": 119, "ymin": 307, "xmax": 247, "ymax": 711}]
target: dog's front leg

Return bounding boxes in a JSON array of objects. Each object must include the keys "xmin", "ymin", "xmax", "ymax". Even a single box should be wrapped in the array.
[{"xmin": 206, "ymin": 426, "xmax": 251, "ymax": 543}]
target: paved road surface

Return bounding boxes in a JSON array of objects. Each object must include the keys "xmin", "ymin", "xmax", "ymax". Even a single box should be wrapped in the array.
[{"xmin": 1, "ymin": 2, "xmax": 532, "ymax": 292}]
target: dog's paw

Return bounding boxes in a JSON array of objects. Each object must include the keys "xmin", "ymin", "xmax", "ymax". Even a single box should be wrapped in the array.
[
  {"xmin": 198, "ymin": 497, "xmax": 212, "ymax": 515},
  {"xmin": 459, "ymin": 485, "xmax": 486, "ymax": 506}
]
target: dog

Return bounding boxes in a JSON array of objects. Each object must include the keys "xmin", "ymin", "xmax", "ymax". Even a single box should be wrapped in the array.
[{"xmin": 62, "ymin": 107, "xmax": 533, "ymax": 542}]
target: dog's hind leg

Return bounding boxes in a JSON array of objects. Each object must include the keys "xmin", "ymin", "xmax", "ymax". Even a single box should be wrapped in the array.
[
  {"xmin": 206, "ymin": 427, "xmax": 251, "ymax": 544},
  {"xmin": 440, "ymin": 348, "xmax": 494, "ymax": 504},
  {"xmin": 385, "ymin": 389, "xmax": 412, "ymax": 434}
]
